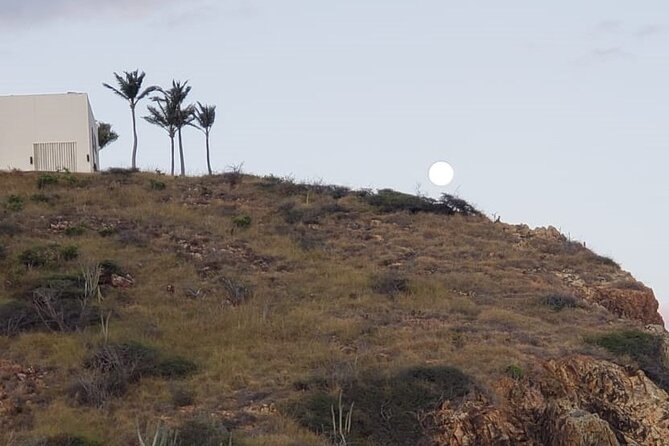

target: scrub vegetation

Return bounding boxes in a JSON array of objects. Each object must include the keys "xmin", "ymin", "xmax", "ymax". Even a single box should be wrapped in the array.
[{"xmin": 0, "ymin": 170, "xmax": 661, "ymax": 445}]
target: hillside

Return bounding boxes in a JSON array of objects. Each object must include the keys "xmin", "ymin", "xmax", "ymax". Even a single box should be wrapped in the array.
[{"xmin": 0, "ymin": 170, "xmax": 667, "ymax": 446}]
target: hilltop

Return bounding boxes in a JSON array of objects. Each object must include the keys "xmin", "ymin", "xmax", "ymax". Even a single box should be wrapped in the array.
[{"xmin": 0, "ymin": 170, "xmax": 667, "ymax": 446}]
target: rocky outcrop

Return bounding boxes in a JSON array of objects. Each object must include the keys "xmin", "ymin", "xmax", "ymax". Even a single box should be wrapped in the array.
[
  {"xmin": 0, "ymin": 360, "xmax": 47, "ymax": 430},
  {"xmin": 423, "ymin": 355, "xmax": 669, "ymax": 446},
  {"xmin": 589, "ymin": 285, "xmax": 663, "ymax": 325}
]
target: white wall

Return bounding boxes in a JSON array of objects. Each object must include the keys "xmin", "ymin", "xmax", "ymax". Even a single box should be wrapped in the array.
[{"xmin": 0, "ymin": 93, "xmax": 98, "ymax": 173}]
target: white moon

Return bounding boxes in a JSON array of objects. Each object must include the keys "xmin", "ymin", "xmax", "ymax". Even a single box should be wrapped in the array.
[{"xmin": 428, "ymin": 161, "xmax": 455, "ymax": 186}]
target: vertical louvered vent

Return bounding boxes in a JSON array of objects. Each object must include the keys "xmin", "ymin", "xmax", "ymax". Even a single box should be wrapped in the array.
[{"xmin": 33, "ymin": 142, "xmax": 77, "ymax": 172}]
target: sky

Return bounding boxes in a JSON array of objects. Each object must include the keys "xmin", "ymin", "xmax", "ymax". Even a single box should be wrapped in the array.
[{"xmin": 1, "ymin": 0, "xmax": 667, "ymax": 324}]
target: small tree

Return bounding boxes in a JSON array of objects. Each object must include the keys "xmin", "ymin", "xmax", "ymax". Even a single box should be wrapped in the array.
[
  {"xmin": 192, "ymin": 102, "xmax": 217, "ymax": 175},
  {"xmin": 97, "ymin": 122, "xmax": 119, "ymax": 149},
  {"xmin": 103, "ymin": 70, "xmax": 158, "ymax": 169}
]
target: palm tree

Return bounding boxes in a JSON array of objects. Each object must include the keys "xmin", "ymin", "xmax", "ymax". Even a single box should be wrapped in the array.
[
  {"xmin": 97, "ymin": 122, "xmax": 119, "ymax": 149},
  {"xmin": 192, "ymin": 102, "xmax": 217, "ymax": 175},
  {"xmin": 144, "ymin": 100, "xmax": 177, "ymax": 175},
  {"xmin": 156, "ymin": 81, "xmax": 193, "ymax": 176},
  {"xmin": 102, "ymin": 70, "xmax": 158, "ymax": 169}
]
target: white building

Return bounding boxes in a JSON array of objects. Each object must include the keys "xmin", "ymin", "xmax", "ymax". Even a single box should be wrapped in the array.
[{"xmin": 0, "ymin": 93, "xmax": 100, "ymax": 173}]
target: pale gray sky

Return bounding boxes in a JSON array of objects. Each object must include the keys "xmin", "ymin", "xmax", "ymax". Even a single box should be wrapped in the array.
[{"xmin": 1, "ymin": 0, "xmax": 667, "ymax": 323}]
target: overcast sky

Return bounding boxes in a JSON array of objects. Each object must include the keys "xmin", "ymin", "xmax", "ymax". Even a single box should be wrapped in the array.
[{"xmin": 1, "ymin": 0, "xmax": 667, "ymax": 324}]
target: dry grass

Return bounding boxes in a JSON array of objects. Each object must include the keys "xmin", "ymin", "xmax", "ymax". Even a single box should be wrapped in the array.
[{"xmin": 0, "ymin": 171, "xmax": 651, "ymax": 445}]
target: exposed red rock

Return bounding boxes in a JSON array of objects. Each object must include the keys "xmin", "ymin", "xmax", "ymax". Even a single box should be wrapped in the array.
[{"xmin": 423, "ymin": 355, "xmax": 669, "ymax": 446}]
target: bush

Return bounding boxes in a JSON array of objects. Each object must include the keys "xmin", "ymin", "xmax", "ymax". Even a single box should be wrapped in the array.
[
  {"xmin": 278, "ymin": 201, "xmax": 346, "ymax": 225},
  {"xmin": 290, "ymin": 366, "xmax": 472, "ymax": 445},
  {"xmin": 0, "ymin": 244, "xmax": 6, "ymax": 260},
  {"xmin": 4, "ymin": 194, "xmax": 24, "ymax": 211},
  {"xmin": 363, "ymin": 189, "xmax": 480, "ymax": 216},
  {"xmin": 370, "ymin": 272, "xmax": 410, "ymax": 297},
  {"xmin": 0, "ymin": 275, "xmax": 100, "ymax": 335},
  {"xmin": 220, "ymin": 277, "xmax": 253, "ymax": 306},
  {"xmin": 30, "ymin": 193, "xmax": 53, "ymax": 203},
  {"xmin": 176, "ymin": 418, "xmax": 229, "ymax": 446},
  {"xmin": 156, "ymin": 357, "xmax": 198, "ymax": 378},
  {"xmin": 542, "ymin": 294, "xmax": 579, "ymax": 311},
  {"xmin": 72, "ymin": 342, "xmax": 197, "ymax": 406},
  {"xmin": 589, "ymin": 330, "xmax": 669, "ymax": 391},
  {"xmin": 19, "ymin": 244, "xmax": 78, "ymax": 268},
  {"xmin": 150, "ymin": 179, "xmax": 167, "ymax": 190},
  {"xmin": 60, "ymin": 245, "xmax": 79, "ymax": 261},
  {"xmin": 65, "ymin": 225, "xmax": 86, "ymax": 237},
  {"xmin": 170, "ymin": 384, "xmax": 195, "ymax": 407},
  {"xmin": 506, "ymin": 364, "xmax": 524, "ymax": 380},
  {"xmin": 232, "ymin": 214, "xmax": 252, "ymax": 229},
  {"xmin": 19, "ymin": 247, "xmax": 55, "ymax": 268},
  {"xmin": 0, "ymin": 221, "xmax": 21, "ymax": 236},
  {"xmin": 223, "ymin": 164, "xmax": 244, "ymax": 189},
  {"xmin": 37, "ymin": 173, "xmax": 59, "ymax": 189},
  {"xmin": 29, "ymin": 434, "xmax": 102, "ymax": 446},
  {"xmin": 98, "ymin": 226, "xmax": 117, "ymax": 237},
  {"xmin": 103, "ymin": 167, "xmax": 139, "ymax": 175}
]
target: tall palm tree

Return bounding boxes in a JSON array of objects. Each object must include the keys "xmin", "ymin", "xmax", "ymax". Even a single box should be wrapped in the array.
[
  {"xmin": 192, "ymin": 102, "xmax": 217, "ymax": 175},
  {"xmin": 144, "ymin": 100, "xmax": 177, "ymax": 176},
  {"xmin": 156, "ymin": 81, "xmax": 193, "ymax": 176},
  {"xmin": 102, "ymin": 70, "xmax": 158, "ymax": 169}
]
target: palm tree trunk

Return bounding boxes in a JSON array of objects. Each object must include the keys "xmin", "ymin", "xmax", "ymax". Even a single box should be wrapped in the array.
[
  {"xmin": 178, "ymin": 127, "xmax": 185, "ymax": 176},
  {"xmin": 170, "ymin": 135, "xmax": 175, "ymax": 176},
  {"xmin": 205, "ymin": 130, "xmax": 212, "ymax": 175},
  {"xmin": 131, "ymin": 105, "xmax": 138, "ymax": 170}
]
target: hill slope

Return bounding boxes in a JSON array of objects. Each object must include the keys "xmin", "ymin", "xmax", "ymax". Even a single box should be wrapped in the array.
[{"xmin": 0, "ymin": 170, "xmax": 667, "ymax": 446}]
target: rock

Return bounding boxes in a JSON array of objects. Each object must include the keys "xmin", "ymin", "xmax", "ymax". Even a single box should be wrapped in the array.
[
  {"xmin": 424, "ymin": 355, "xmax": 669, "ymax": 446},
  {"xmin": 111, "ymin": 273, "xmax": 135, "ymax": 288}
]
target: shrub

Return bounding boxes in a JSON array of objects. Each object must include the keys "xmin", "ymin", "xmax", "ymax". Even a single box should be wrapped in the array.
[
  {"xmin": 103, "ymin": 167, "xmax": 139, "ymax": 175},
  {"xmin": 156, "ymin": 357, "xmax": 198, "ymax": 378},
  {"xmin": 150, "ymin": 179, "xmax": 167, "ymax": 190},
  {"xmin": 223, "ymin": 164, "xmax": 244, "ymax": 189},
  {"xmin": 589, "ymin": 330, "xmax": 669, "ymax": 391},
  {"xmin": 370, "ymin": 272, "xmax": 410, "ymax": 297},
  {"xmin": 506, "ymin": 364, "xmax": 524, "ymax": 380},
  {"xmin": 30, "ymin": 434, "xmax": 102, "ymax": 446},
  {"xmin": 37, "ymin": 173, "xmax": 59, "ymax": 189},
  {"xmin": 0, "ymin": 221, "xmax": 21, "ymax": 236},
  {"xmin": 176, "ymin": 418, "xmax": 229, "ymax": 446},
  {"xmin": 0, "ymin": 274, "xmax": 100, "ymax": 335},
  {"xmin": 170, "ymin": 384, "xmax": 195, "ymax": 407},
  {"xmin": 4, "ymin": 194, "xmax": 24, "ymax": 211},
  {"xmin": 279, "ymin": 201, "xmax": 346, "ymax": 225},
  {"xmin": 30, "ymin": 193, "xmax": 53, "ymax": 203},
  {"xmin": 290, "ymin": 366, "xmax": 472, "ymax": 445},
  {"xmin": 220, "ymin": 277, "xmax": 253, "ymax": 306},
  {"xmin": 232, "ymin": 214, "xmax": 252, "ymax": 229},
  {"xmin": 18, "ymin": 244, "xmax": 79, "ymax": 268},
  {"xmin": 98, "ymin": 226, "xmax": 117, "ymax": 237},
  {"xmin": 64, "ymin": 225, "xmax": 86, "ymax": 237},
  {"xmin": 60, "ymin": 245, "xmax": 79, "ymax": 261},
  {"xmin": 19, "ymin": 247, "xmax": 55, "ymax": 268},
  {"xmin": 72, "ymin": 342, "xmax": 197, "ymax": 406},
  {"xmin": 542, "ymin": 294, "xmax": 579, "ymax": 311},
  {"xmin": 363, "ymin": 189, "xmax": 480, "ymax": 216},
  {"xmin": 0, "ymin": 244, "xmax": 5, "ymax": 260}
]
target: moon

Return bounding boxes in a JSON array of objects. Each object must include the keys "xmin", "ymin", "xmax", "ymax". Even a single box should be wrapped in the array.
[{"xmin": 428, "ymin": 161, "xmax": 455, "ymax": 186}]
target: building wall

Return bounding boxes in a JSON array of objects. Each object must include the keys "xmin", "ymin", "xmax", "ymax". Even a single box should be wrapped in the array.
[{"xmin": 0, "ymin": 93, "xmax": 99, "ymax": 173}]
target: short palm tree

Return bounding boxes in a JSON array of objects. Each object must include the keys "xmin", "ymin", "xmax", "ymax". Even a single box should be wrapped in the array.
[
  {"xmin": 192, "ymin": 102, "xmax": 217, "ymax": 175},
  {"xmin": 156, "ymin": 81, "xmax": 194, "ymax": 176},
  {"xmin": 144, "ymin": 100, "xmax": 177, "ymax": 176},
  {"xmin": 97, "ymin": 122, "xmax": 119, "ymax": 149},
  {"xmin": 103, "ymin": 70, "xmax": 158, "ymax": 169}
]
